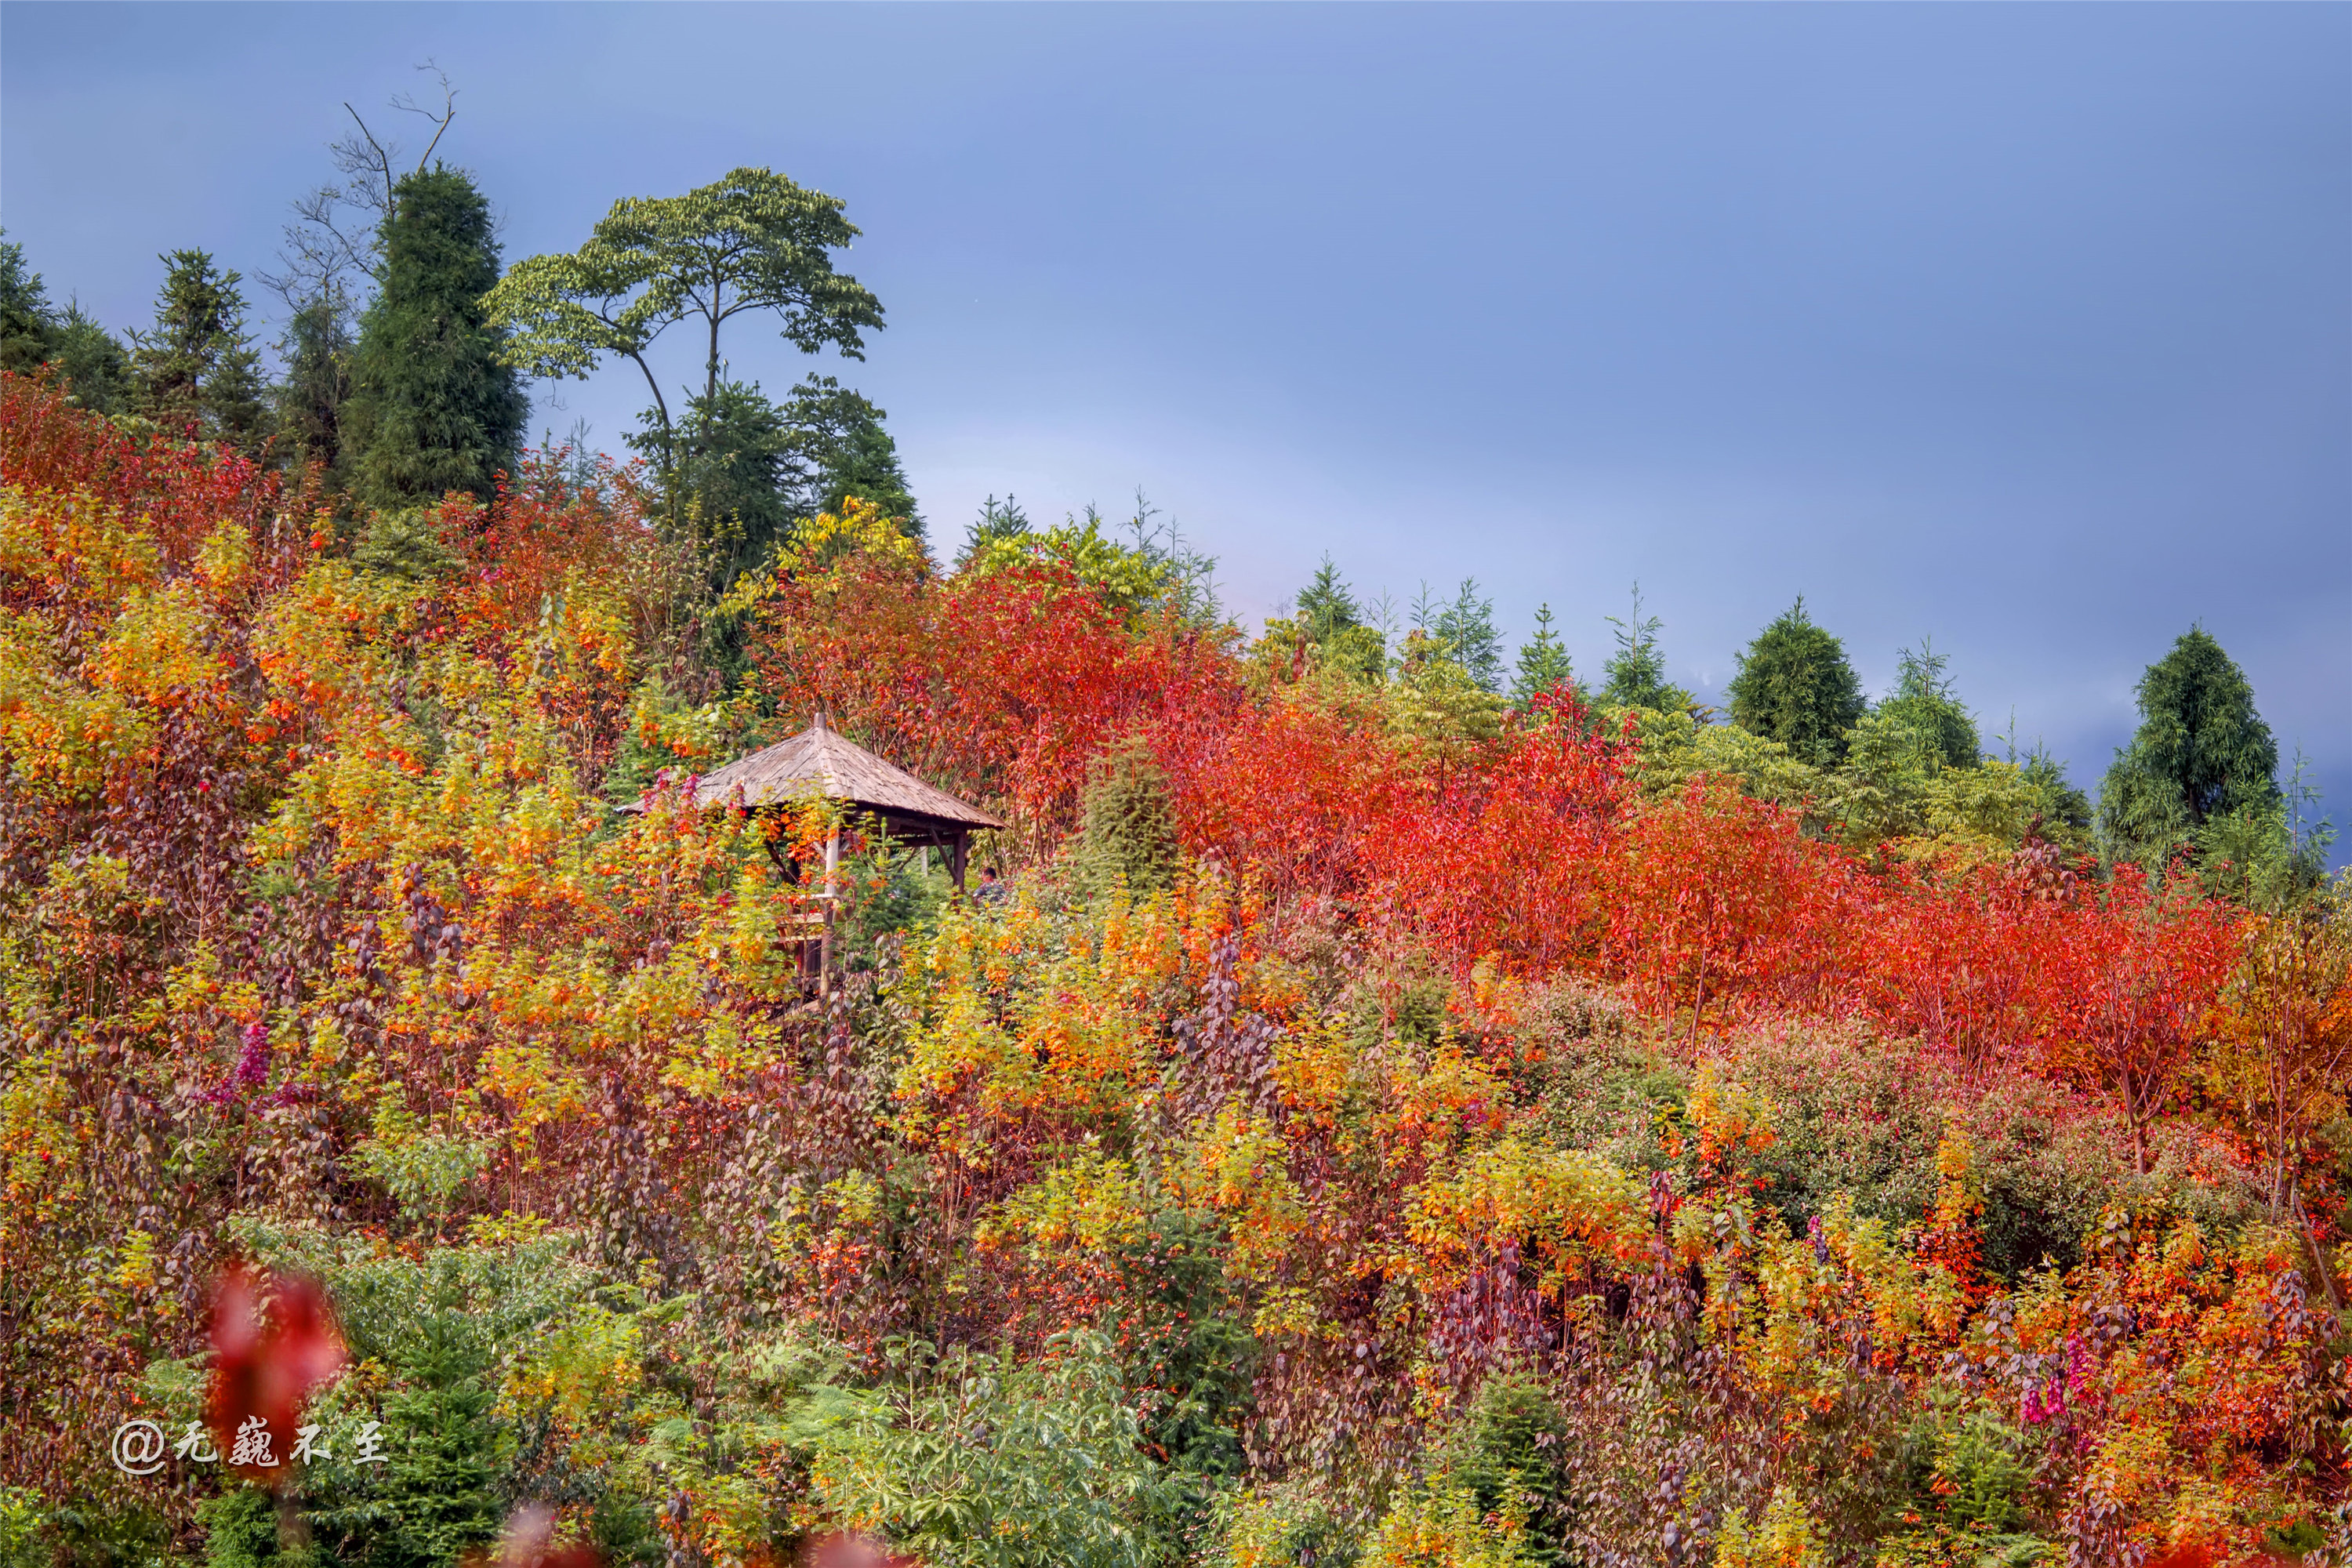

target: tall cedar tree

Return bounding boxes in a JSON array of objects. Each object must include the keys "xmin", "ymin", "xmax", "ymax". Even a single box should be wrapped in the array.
[
  {"xmin": 2099, "ymin": 626, "xmax": 2281, "ymax": 871},
  {"xmin": 1510, "ymin": 603, "xmax": 1576, "ymax": 707},
  {"xmin": 349, "ymin": 167, "xmax": 527, "ymax": 509},
  {"xmin": 1726, "ymin": 597, "xmax": 1867, "ymax": 766},
  {"xmin": 129, "ymin": 249, "xmax": 267, "ymax": 452}
]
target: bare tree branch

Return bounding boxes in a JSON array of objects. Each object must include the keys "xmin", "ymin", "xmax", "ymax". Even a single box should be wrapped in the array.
[
  {"xmin": 391, "ymin": 60, "xmax": 458, "ymax": 171},
  {"xmin": 341, "ymin": 103, "xmax": 397, "ymax": 214},
  {"xmin": 267, "ymin": 65, "xmax": 463, "ymax": 312}
]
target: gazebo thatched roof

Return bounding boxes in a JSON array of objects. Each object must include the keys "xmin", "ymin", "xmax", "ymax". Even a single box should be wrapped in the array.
[{"xmin": 687, "ymin": 717, "xmax": 1007, "ymax": 832}]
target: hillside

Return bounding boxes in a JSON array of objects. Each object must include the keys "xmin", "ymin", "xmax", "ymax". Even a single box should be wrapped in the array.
[{"xmin": 1, "ymin": 375, "xmax": 2346, "ymax": 1568}]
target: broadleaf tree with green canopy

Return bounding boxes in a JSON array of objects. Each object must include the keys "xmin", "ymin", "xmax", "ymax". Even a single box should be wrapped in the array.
[{"xmin": 485, "ymin": 166, "xmax": 885, "ymax": 478}]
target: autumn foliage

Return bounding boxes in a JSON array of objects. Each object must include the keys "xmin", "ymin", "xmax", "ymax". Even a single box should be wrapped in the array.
[{"xmin": 1, "ymin": 376, "xmax": 2344, "ymax": 1567}]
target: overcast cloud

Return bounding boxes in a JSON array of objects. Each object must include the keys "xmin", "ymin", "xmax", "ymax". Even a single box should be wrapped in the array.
[{"xmin": 3, "ymin": 2, "xmax": 2345, "ymax": 844}]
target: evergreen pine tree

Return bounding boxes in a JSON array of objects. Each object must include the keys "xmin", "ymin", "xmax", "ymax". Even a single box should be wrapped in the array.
[
  {"xmin": 1599, "ymin": 583, "xmax": 1694, "ymax": 713},
  {"xmin": 0, "ymin": 234, "xmax": 131, "ymax": 415},
  {"xmin": 1284, "ymin": 557, "xmax": 1385, "ymax": 684},
  {"xmin": 645, "ymin": 379, "xmax": 797, "ymax": 592},
  {"xmin": 2021, "ymin": 746, "xmax": 2096, "ymax": 850},
  {"xmin": 129, "ymin": 249, "xmax": 267, "ymax": 451},
  {"xmin": 348, "ymin": 166, "xmax": 527, "ymax": 509},
  {"xmin": 1876, "ymin": 638, "xmax": 1980, "ymax": 769},
  {"xmin": 1726, "ymin": 597, "xmax": 1867, "ymax": 766},
  {"xmin": 304, "ymin": 1319, "xmax": 504, "ymax": 1566},
  {"xmin": 48, "ymin": 304, "xmax": 130, "ymax": 416},
  {"xmin": 0, "ymin": 235, "xmax": 52, "ymax": 376},
  {"xmin": 1431, "ymin": 578, "xmax": 1503, "ymax": 694},
  {"xmin": 962, "ymin": 493, "xmax": 1033, "ymax": 563},
  {"xmin": 1509, "ymin": 603, "xmax": 1576, "ymax": 706},
  {"xmin": 275, "ymin": 283, "xmax": 358, "ymax": 485},
  {"xmin": 625, "ymin": 372, "xmax": 919, "ymax": 588},
  {"xmin": 1075, "ymin": 736, "xmax": 1180, "ymax": 898},
  {"xmin": 2098, "ymin": 626, "xmax": 2281, "ymax": 871},
  {"xmin": 1294, "ymin": 555, "xmax": 1363, "ymax": 642}
]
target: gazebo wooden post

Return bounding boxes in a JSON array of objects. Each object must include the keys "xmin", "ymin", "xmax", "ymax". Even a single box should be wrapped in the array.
[
  {"xmin": 819, "ymin": 821, "xmax": 841, "ymax": 999},
  {"xmin": 949, "ymin": 831, "xmax": 969, "ymax": 891}
]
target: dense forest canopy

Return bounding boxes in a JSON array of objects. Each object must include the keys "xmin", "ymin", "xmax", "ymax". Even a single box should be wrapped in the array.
[{"xmin": 0, "ymin": 122, "xmax": 2347, "ymax": 1568}]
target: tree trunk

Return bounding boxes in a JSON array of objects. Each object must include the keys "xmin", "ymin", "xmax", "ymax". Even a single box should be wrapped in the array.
[
  {"xmin": 705, "ymin": 278, "xmax": 724, "ymax": 406},
  {"xmin": 625, "ymin": 348, "xmax": 678, "ymax": 528},
  {"xmin": 1688, "ymin": 957, "xmax": 1708, "ymax": 1065}
]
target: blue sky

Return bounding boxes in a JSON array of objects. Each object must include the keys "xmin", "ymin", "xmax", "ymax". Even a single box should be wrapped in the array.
[{"xmin": 3, "ymin": 2, "xmax": 2347, "ymax": 832}]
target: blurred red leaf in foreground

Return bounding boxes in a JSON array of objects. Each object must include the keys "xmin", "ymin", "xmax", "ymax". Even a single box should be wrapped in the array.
[{"xmin": 206, "ymin": 1265, "xmax": 345, "ymax": 1483}]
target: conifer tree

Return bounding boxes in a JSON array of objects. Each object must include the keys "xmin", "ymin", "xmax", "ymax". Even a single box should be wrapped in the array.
[
  {"xmin": 1273, "ymin": 557, "xmax": 1383, "ymax": 685},
  {"xmin": 962, "ymin": 494, "xmax": 1032, "ymax": 564},
  {"xmin": 1599, "ymin": 583, "xmax": 1694, "ymax": 713},
  {"xmin": 1876, "ymin": 639, "xmax": 1980, "ymax": 770},
  {"xmin": 641, "ymin": 379, "xmax": 796, "ymax": 593},
  {"xmin": 1295, "ymin": 555, "xmax": 1363, "ymax": 642},
  {"xmin": 275, "ymin": 283, "xmax": 358, "ymax": 485},
  {"xmin": 2099, "ymin": 626, "xmax": 2281, "ymax": 871},
  {"xmin": 348, "ymin": 166, "xmax": 527, "ymax": 508},
  {"xmin": 1726, "ymin": 597, "xmax": 1866, "ymax": 766},
  {"xmin": 0, "ymin": 236, "xmax": 50, "ymax": 376},
  {"xmin": 1509, "ymin": 603, "xmax": 1576, "ymax": 707},
  {"xmin": 2, "ymin": 234, "xmax": 132, "ymax": 415},
  {"xmin": 1075, "ymin": 736, "xmax": 1179, "ymax": 897},
  {"xmin": 47, "ymin": 306, "xmax": 130, "ymax": 416},
  {"xmin": 1430, "ymin": 578, "xmax": 1503, "ymax": 694},
  {"xmin": 129, "ymin": 249, "xmax": 267, "ymax": 450},
  {"xmin": 622, "ymin": 372, "xmax": 920, "ymax": 591}
]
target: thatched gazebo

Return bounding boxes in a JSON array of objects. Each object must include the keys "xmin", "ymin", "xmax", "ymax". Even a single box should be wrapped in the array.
[
  {"xmin": 680, "ymin": 714, "xmax": 1005, "ymax": 995},
  {"xmin": 686, "ymin": 713, "xmax": 1006, "ymax": 890}
]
